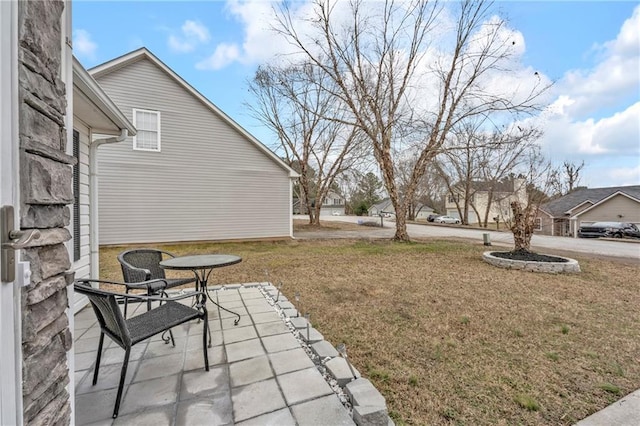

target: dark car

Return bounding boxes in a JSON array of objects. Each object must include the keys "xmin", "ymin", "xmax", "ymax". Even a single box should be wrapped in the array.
[
  {"xmin": 427, "ymin": 214, "xmax": 443, "ymax": 222},
  {"xmin": 578, "ymin": 222, "xmax": 640, "ymax": 239}
]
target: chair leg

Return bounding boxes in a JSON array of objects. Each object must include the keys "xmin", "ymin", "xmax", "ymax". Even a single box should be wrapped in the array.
[
  {"xmin": 113, "ymin": 348, "xmax": 131, "ymax": 419},
  {"xmin": 159, "ymin": 290, "xmax": 176, "ymax": 346},
  {"xmin": 202, "ymin": 311, "xmax": 209, "ymax": 371},
  {"xmin": 92, "ymin": 332, "xmax": 105, "ymax": 385},
  {"xmin": 124, "ymin": 288, "xmax": 130, "ymax": 318}
]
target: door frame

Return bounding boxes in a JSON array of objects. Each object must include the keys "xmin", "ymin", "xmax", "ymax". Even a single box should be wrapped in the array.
[{"xmin": 0, "ymin": 1, "xmax": 23, "ymax": 424}]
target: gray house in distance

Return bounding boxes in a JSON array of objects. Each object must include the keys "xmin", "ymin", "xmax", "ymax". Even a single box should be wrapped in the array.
[{"xmin": 89, "ymin": 48, "xmax": 297, "ymax": 245}]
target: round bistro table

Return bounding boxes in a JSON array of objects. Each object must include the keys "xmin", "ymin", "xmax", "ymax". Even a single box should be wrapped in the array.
[{"xmin": 160, "ymin": 254, "xmax": 243, "ymax": 332}]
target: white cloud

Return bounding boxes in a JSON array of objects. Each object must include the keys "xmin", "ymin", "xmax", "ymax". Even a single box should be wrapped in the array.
[
  {"xmin": 168, "ymin": 20, "xmax": 211, "ymax": 53},
  {"xmin": 532, "ymin": 5, "xmax": 640, "ymax": 187},
  {"xmin": 196, "ymin": 43, "xmax": 241, "ymax": 70},
  {"xmin": 73, "ymin": 29, "xmax": 97, "ymax": 60},
  {"xmin": 553, "ymin": 6, "xmax": 640, "ymax": 119}
]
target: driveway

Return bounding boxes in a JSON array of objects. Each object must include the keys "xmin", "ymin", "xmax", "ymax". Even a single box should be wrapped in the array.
[{"xmin": 298, "ymin": 215, "xmax": 640, "ymax": 260}]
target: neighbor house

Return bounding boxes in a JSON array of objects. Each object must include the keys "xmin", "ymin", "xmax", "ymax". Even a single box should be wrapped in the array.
[
  {"xmin": 368, "ymin": 199, "xmax": 434, "ymax": 219},
  {"xmin": 293, "ymin": 190, "xmax": 346, "ymax": 216},
  {"xmin": 89, "ymin": 48, "xmax": 298, "ymax": 245},
  {"xmin": 320, "ymin": 190, "xmax": 346, "ymax": 216},
  {"xmin": 445, "ymin": 178, "xmax": 527, "ymax": 225},
  {"xmin": 536, "ymin": 185, "xmax": 640, "ymax": 237}
]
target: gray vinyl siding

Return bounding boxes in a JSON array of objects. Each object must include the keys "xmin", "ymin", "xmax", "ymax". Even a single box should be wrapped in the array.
[
  {"xmin": 72, "ymin": 120, "xmax": 91, "ymax": 278},
  {"xmin": 95, "ymin": 58, "xmax": 291, "ymax": 244},
  {"xmin": 578, "ymin": 194, "xmax": 640, "ymax": 225}
]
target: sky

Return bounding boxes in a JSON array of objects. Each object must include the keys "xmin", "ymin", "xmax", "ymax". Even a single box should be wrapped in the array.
[{"xmin": 73, "ymin": 1, "xmax": 640, "ymax": 189}]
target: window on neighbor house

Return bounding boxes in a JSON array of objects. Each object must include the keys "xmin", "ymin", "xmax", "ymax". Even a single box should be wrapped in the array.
[
  {"xmin": 448, "ymin": 194, "xmax": 459, "ymax": 204},
  {"xmin": 534, "ymin": 217, "xmax": 542, "ymax": 231},
  {"xmin": 133, "ymin": 109, "xmax": 161, "ymax": 151}
]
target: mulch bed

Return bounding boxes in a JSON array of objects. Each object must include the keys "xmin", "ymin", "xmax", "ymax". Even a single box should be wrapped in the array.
[{"xmin": 491, "ymin": 249, "xmax": 569, "ymax": 263}]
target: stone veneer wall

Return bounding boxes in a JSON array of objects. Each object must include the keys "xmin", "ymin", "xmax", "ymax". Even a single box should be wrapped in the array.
[{"xmin": 18, "ymin": 1, "xmax": 74, "ymax": 424}]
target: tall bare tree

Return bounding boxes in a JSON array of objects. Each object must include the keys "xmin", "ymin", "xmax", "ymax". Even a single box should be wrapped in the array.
[
  {"xmin": 248, "ymin": 63, "xmax": 363, "ymax": 225},
  {"xmin": 274, "ymin": 0, "xmax": 550, "ymax": 241},
  {"xmin": 549, "ymin": 160, "xmax": 586, "ymax": 196}
]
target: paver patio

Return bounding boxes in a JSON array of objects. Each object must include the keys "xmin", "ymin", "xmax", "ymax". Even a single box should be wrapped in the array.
[{"xmin": 73, "ymin": 284, "xmax": 356, "ymax": 425}]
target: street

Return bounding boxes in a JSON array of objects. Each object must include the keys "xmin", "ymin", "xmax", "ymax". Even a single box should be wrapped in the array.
[{"xmin": 299, "ymin": 215, "xmax": 640, "ymax": 260}]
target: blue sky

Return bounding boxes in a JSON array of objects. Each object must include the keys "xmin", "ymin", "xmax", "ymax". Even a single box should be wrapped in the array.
[{"xmin": 73, "ymin": 1, "xmax": 640, "ymax": 189}]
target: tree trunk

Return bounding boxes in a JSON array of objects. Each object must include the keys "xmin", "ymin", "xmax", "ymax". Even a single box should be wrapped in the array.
[
  {"xmin": 312, "ymin": 204, "xmax": 322, "ymax": 226},
  {"xmin": 393, "ymin": 208, "xmax": 410, "ymax": 241},
  {"xmin": 510, "ymin": 201, "xmax": 534, "ymax": 251}
]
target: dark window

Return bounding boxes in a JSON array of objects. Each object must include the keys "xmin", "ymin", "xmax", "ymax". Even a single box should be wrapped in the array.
[{"xmin": 73, "ymin": 130, "xmax": 80, "ymax": 261}]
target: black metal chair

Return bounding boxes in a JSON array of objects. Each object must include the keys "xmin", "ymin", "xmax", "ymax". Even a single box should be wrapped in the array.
[
  {"xmin": 74, "ymin": 279, "xmax": 209, "ymax": 419},
  {"xmin": 117, "ymin": 248, "xmax": 196, "ymax": 317}
]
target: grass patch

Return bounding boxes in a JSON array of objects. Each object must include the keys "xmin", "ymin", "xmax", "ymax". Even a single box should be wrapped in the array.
[
  {"xmin": 515, "ymin": 394, "xmax": 540, "ymax": 411},
  {"xmin": 599, "ymin": 383, "xmax": 621, "ymax": 395},
  {"xmin": 98, "ymin": 233, "xmax": 640, "ymax": 425},
  {"xmin": 561, "ymin": 325, "xmax": 570, "ymax": 334},
  {"xmin": 546, "ymin": 351, "xmax": 560, "ymax": 361}
]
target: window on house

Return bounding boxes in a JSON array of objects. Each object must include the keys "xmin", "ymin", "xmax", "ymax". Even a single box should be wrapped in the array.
[
  {"xmin": 133, "ymin": 109, "xmax": 161, "ymax": 151},
  {"xmin": 534, "ymin": 217, "xmax": 542, "ymax": 231},
  {"xmin": 448, "ymin": 194, "xmax": 459, "ymax": 204},
  {"xmin": 72, "ymin": 130, "xmax": 80, "ymax": 262}
]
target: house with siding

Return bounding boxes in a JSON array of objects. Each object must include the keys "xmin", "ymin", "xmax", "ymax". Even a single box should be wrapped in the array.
[
  {"xmin": 536, "ymin": 185, "xmax": 640, "ymax": 237},
  {"xmin": 320, "ymin": 190, "xmax": 346, "ymax": 216},
  {"xmin": 89, "ymin": 48, "xmax": 297, "ymax": 245},
  {"xmin": 445, "ymin": 178, "xmax": 527, "ymax": 225},
  {"xmin": 72, "ymin": 57, "xmax": 137, "ymax": 313}
]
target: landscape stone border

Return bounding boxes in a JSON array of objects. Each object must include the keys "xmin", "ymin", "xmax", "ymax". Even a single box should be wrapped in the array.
[
  {"xmin": 483, "ymin": 251, "xmax": 581, "ymax": 273},
  {"xmin": 210, "ymin": 282, "xmax": 394, "ymax": 426}
]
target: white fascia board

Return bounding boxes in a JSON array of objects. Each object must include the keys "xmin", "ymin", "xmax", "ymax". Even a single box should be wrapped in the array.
[{"xmin": 73, "ymin": 57, "xmax": 136, "ymax": 136}]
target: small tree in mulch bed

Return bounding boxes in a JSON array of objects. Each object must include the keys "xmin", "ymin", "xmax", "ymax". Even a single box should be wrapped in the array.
[
  {"xmin": 492, "ymin": 151, "xmax": 569, "ymax": 263},
  {"xmin": 510, "ymin": 200, "xmax": 537, "ymax": 252}
]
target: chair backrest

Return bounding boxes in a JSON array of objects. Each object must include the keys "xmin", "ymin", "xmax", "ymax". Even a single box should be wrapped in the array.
[
  {"xmin": 74, "ymin": 281, "xmax": 131, "ymax": 347},
  {"xmin": 118, "ymin": 249, "xmax": 173, "ymax": 283}
]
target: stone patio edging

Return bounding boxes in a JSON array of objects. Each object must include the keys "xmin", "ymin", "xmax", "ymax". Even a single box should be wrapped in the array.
[{"xmin": 210, "ymin": 282, "xmax": 394, "ymax": 426}]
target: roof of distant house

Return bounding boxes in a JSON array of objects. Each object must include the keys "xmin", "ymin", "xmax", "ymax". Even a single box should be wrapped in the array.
[{"xmin": 540, "ymin": 185, "xmax": 640, "ymax": 217}]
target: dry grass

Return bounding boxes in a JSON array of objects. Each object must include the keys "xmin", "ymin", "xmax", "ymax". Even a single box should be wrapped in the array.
[{"xmin": 99, "ymin": 227, "xmax": 640, "ymax": 425}]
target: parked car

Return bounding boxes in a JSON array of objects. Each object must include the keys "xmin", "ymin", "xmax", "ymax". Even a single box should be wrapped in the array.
[
  {"xmin": 332, "ymin": 211, "xmax": 341, "ymax": 216},
  {"xmin": 433, "ymin": 215, "xmax": 461, "ymax": 224},
  {"xmin": 578, "ymin": 222, "xmax": 640, "ymax": 239},
  {"xmin": 427, "ymin": 214, "xmax": 443, "ymax": 222}
]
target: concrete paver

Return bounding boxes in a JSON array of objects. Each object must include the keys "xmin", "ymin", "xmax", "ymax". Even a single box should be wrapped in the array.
[
  {"xmin": 231, "ymin": 378, "xmax": 286, "ymax": 422},
  {"xmin": 74, "ymin": 284, "xmax": 358, "ymax": 425},
  {"xmin": 291, "ymin": 394, "xmax": 356, "ymax": 426},
  {"xmin": 278, "ymin": 367, "xmax": 334, "ymax": 406}
]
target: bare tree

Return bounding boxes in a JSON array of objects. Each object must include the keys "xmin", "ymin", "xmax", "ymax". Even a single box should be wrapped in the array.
[
  {"xmin": 274, "ymin": 0, "xmax": 550, "ymax": 241},
  {"xmin": 549, "ymin": 160, "xmax": 586, "ymax": 196},
  {"xmin": 248, "ymin": 63, "xmax": 364, "ymax": 225}
]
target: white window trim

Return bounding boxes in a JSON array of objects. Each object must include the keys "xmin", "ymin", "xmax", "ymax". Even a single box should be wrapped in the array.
[{"xmin": 132, "ymin": 108, "xmax": 161, "ymax": 152}]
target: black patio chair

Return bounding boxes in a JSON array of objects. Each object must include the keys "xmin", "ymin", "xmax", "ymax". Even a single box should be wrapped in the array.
[
  {"xmin": 74, "ymin": 279, "xmax": 209, "ymax": 419},
  {"xmin": 117, "ymin": 248, "xmax": 196, "ymax": 317}
]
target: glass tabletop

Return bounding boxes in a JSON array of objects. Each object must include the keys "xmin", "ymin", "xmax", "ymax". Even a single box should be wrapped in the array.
[{"xmin": 159, "ymin": 254, "xmax": 242, "ymax": 270}]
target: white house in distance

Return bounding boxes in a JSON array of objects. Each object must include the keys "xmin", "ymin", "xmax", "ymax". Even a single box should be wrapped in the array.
[
  {"xmin": 445, "ymin": 178, "xmax": 527, "ymax": 224},
  {"xmin": 89, "ymin": 48, "xmax": 298, "ymax": 245}
]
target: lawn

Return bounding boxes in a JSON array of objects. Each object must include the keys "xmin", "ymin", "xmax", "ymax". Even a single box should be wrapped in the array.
[{"xmin": 98, "ymin": 225, "xmax": 640, "ymax": 425}]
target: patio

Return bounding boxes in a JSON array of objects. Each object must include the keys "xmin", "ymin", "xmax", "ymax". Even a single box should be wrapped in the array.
[{"xmin": 73, "ymin": 283, "xmax": 371, "ymax": 425}]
